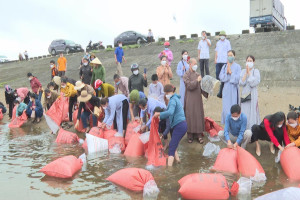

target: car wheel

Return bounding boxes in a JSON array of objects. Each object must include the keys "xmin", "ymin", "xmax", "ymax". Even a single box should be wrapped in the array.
[
  {"xmin": 51, "ymin": 49, "xmax": 56, "ymax": 55},
  {"xmin": 65, "ymin": 48, "xmax": 70, "ymax": 54},
  {"xmin": 136, "ymin": 38, "xmax": 142, "ymax": 44}
]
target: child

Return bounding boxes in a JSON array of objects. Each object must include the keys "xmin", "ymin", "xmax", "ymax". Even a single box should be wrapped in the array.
[
  {"xmin": 50, "ymin": 60, "xmax": 58, "ymax": 80},
  {"xmin": 286, "ymin": 111, "xmax": 300, "ymax": 148},
  {"xmin": 148, "ymin": 74, "xmax": 164, "ymax": 103}
]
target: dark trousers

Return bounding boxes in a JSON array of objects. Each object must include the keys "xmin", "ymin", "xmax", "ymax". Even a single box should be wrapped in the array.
[
  {"xmin": 169, "ymin": 121, "xmax": 187, "ymax": 156},
  {"xmin": 199, "ymin": 59, "xmax": 210, "ymax": 77},
  {"xmin": 69, "ymin": 96, "xmax": 77, "ymax": 122},
  {"xmin": 113, "ymin": 99, "xmax": 129, "ymax": 131},
  {"xmin": 215, "ymin": 63, "xmax": 226, "ymax": 80},
  {"xmin": 147, "ymin": 36, "xmax": 153, "ymax": 43},
  {"xmin": 251, "ymin": 125, "xmax": 285, "ymax": 145},
  {"xmin": 58, "ymin": 71, "xmax": 65, "ymax": 77},
  {"xmin": 8, "ymin": 102, "xmax": 14, "ymax": 118},
  {"xmin": 81, "ymin": 111, "xmax": 97, "ymax": 128}
]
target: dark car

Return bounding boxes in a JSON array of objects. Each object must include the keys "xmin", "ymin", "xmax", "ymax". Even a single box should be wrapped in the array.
[
  {"xmin": 48, "ymin": 39, "xmax": 84, "ymax": 55},
  {"xmin": 114, "ymin": 31, "xmax": 147, "ymax": 47}
]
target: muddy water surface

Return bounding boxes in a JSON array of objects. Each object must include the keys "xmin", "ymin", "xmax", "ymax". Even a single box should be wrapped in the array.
[{"xmin": 0, "ymin": 121, "xmax": 299, "ymax": 200}]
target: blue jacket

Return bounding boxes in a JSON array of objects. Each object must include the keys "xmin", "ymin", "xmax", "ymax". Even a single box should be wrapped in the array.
[
  {"xmin": 224, "ymin": 113, "xmax": 247, "ymax": 144},
  {"xmin": 160, "ymin": 94, "xmax": 185, "ymax": 128},
  {"xmin": 26, "ymin": 100, "xmax": 43, "ymax": 113}
]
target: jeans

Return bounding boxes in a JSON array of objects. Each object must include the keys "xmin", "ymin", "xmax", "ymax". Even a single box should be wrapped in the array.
[
  {"xmin": 81, "ymin": 111, "xmax": 97, "ymax": 128},
  {"xmin": 26, "ymin": 108, "xmax": 43, "ymax": 118},
  {"xmin": 69, "ymin": 96, "xmax": 77, "ymax": 122},
  {"xmin": 215, "ymin": 63, "xmax": 226, "ymax": 80},
  {"xmin": 58, "ymin": 71, "xmax": 65, "ymax": 77},
  {"xmin": 169, "ymin": 121, "xmax": 187, "ymax": 156},
  {"xmin": 199, "ymin": 59, "xmax": 210, "ymax": 77}
]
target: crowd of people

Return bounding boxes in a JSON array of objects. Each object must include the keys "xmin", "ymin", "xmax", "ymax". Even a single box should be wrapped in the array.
[{"xmin": 2, "ymin": 30, "xmax": 299, "ymax": 166}]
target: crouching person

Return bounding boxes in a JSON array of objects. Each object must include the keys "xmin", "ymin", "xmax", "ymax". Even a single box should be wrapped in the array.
[
  {"xmin": 14, "ymin": 99, "xmax": 27, "ymax": 117},
  {"xmin": 100, "ymin": 94, "xmax": 129, "ymax": 137},
  {"xmin": 75, "ymin": 90, "xmax": 100, "ymax": 133},
  {"xmin": 218, "ymin": 104, "xmax": 252, "ymax": 149},
  {"xmin": 43, "ymin": 89, "xmax": 59, "ymax": 111},
  {"xmin": 26, "ymin": 93, "xmax": 43, "ymax": 123}
]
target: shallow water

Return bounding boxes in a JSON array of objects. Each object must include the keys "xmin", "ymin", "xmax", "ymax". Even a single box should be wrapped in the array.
[{"xmin": 0, "ymin": 122, "xmax": 299, "ymax": 200}]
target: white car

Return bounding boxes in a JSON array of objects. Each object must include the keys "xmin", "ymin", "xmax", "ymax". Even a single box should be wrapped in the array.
[{"xmin": 0, "ymin": 55, "xmax": 11, "ymax": 63}]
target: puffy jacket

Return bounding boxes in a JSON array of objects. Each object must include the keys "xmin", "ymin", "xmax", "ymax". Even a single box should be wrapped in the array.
[
  {"xmin": 30, "ymin": 77, "xmax": 42, "ymax": 94},
  {"xmin": 60, "ymin": 82, "xmax": 77, "ymax": 97}
]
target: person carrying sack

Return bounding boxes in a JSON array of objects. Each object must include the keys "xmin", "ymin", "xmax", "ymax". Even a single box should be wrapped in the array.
[{"xmin": 75, "ymin": 90, "xmax": 101, "ymax": 133}]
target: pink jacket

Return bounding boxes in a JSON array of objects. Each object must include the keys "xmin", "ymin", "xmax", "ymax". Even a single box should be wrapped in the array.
[
  {"xmin": 158, "ymin": 50, "xmax": 173, "ymax": 65},
  {"xmin": 16, "ymin": 88, "xmax": 29, "ymax": 101}
]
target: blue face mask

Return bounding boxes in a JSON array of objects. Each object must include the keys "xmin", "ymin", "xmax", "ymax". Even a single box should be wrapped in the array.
[
  {"xmin": 98, "ymin": 87, "xmax": 101, "ymax": 91},
  {"xmin": 116, "ymin": 81, "xmax": 121, "ymax": 86},
  {"xmin": 165, "ymin": 48, "xmax": 168, "ymax": 51},
  {"xmin": 228, "ymin": 56, "xmax": 234, "ymax": 63}
]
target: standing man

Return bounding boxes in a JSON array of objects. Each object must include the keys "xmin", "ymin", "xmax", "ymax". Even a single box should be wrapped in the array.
[
  {"xmin": 114, "ymin": 41, "xmax": 126, "ymax": 76},
  {"xmin": 198, "ymin": 31, "xmax": 211, "ymax": 77},
  {"xmin": 113, "ymin": 74, "xmax": 129, "ymax": 97},
  {"xmin": 215, "ymin": 30, "xmax": 231, "ymax": 98},
  {"xmin": 147, "ymin": 29, "xmax": 153, "ymax": 43},
  {"xmin": 24, "ymin": 50, "xmax": 29, "ymax": 61},
  {"xmin": 57, "ymin": 52, "xmax": 67, "ymax": 77}
]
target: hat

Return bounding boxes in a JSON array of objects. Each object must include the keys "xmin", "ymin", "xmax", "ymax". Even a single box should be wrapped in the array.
[
  {"xmin": 52, "ymin": 76, "xmax": 61, "ymax": 86},
  {"xmin": 219, "ymin": 31, "xmax": 226, "ymax": 36},
  {"xmin": 74, "ymin": 81, "xmax": 85, "ymax": 90},
  {"xmin": 164, "ymin": 41, "xmax": 170, "ymax": 46},
  {"xmin": 5, "ymin": 85, "xmax": 13, "ymax": 93},
  {"xmin": 78, "ymin": 90, "xmax": 92, "ymax": 102},
  {"xmin": 90, "ymin": 57, "xmax": 102, "ymax": 65},
  {"xmin": 27, "ymin": 73, "xmax": 33, "ymax": 77},
  {"xmin": 94, "ymin": 79, "xmax": 103, "ymax": 89}
]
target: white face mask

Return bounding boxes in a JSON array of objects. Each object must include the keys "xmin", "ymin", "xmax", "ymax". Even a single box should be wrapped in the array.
[
  {"xmin": 220, "ymin": 36, "xmax": 225, "ymax": 40},
  {"xmin": 83, "ymin": 62, "xmax": 88, "ymax": 66},
  {"xmin": 161, "ymin": 60, "xmax": 167, "ymax": 66},
  {"xmin": 278, "ymin": 124, "xmax": 283, "ymax": 128},
  {"xmin": 50, "ymin": 64, "xmax": 54, "ymax": 68},
  {"xmin": 61, "ymin": 85, "xmax": 66, "ymax": 88},
  {"xmin": 28, "ymin": 77, "xmax": 32, "ymax": 81},
  {"xmin": 166, "ymin": 94, "xmax": 172, "ymax": 100},
  {"xmin": 192, "ymin": 65, "xmax": 198, "ymax": 71},
  {"xmin": 133, "ymin": 70, "xmax": 139, "ymax": 75},
  {"xmin": 119, "ymin": 44, "xmax": 122, "ymax": 47},
  {"xmin": 141, "ymin": 107, "xmax": 147, "ymax": 111},
  {"xmin": 182, "ymin": 55, "xmax": 188, "ymax": 60},
  {"xmin": 47, "ymin": 95, "xmax": 51, "ymax": 99},
  {"xmin": 152, "ymin": 83, "xmax": 157, "ymax": 86},
  {"xmin": 202, "ymin": 35, "xmax": 206, "ymax": 40},
  {"xmin": 232, "ymin": 116, "xmax": 239, "ymax": 121},
  {"xmin": 289, "ymin": 122, "xmax": 298, "ymax": 128},
  {"xmin": 247, "ymin": 62, "xmax": 254, "ymax": 69},
  {"xmin": 102, "ymin": 106, "xmax": 107, "ymax": 110}
]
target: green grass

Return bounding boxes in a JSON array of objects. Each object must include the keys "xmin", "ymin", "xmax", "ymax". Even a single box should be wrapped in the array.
[
  {"xmin": 178, "ymin": 39, "xmax": 195, "ymax": 43},
  {"xmin": 128, "ymin": 44, "xmax": 140, "ymax": 49},
  {"xmin": 105, "ymin": 48, "xmax": 114, "ymax": 52},
  {"xmin": 157, "ymin": 41, "xmax": 164, "ymax": 45},
  {"xmin": 0, "ymin": 81, "xmax": 8, "ymax": 88},
  {"xmin": 90, "ymin": 50, "xmax": 100, "ymax": 54}
]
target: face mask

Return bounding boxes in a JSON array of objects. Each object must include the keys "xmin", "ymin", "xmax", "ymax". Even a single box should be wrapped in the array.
[
  {"xmin": 28, "ymin": 77, "xmax": 32, "ymax": 81},
  {"xmin": 166, "ymin": 94, "xmax": 172, "ymax": 100},
  {"xmin": 152, "ymin": 83, "xmax": 157, "ymax": 86},
  {"xmin": 50, "ymin": 64, "xmax": 54, "ymax": 68},
  {"xmin": 116, "ymin": 81, "xmax": 121, "ymax": 85},
  {"xmin": 192, "ymin": 65, "xmax": 198, "ymax": 71},
  {"xmin": 14, "ymin": 93, "xmax": 18, "ymax": 97},
  {"xmin": 228, "ymin": 56, "xmax": 234, "ymax": 63},
  {"xmin": 77, "ymin": 88, "xmax": 81, "ymax": 91},
  {"xmin": 232, "ymin": 116, "xmax": 239, "ymax": 121},
  {"xmin": 247, "ymin": 62, "xmax": 254, "ymax": 69},
  {"xmin": 278, "ymin": 124, "xmax": 283, "ymax": 128},
  {"xmin": 91, "ymin": 57, "xmax": 94, "ymax": 61},
  {"xmin": 164, "ymin": 48, "xmax": 168, "ymax": 51},
  {"xmin": 289, "ymin": 123, "xmax": 298, "ymax": 128},
  {"xmin": 61, "ymin": 85, "xmax": 66, "ymax": 88},
  {"xmin": 182, "ymin": 55, "xmax": 188, "ymax": 60},
  {"xmin": 161, "ymin": 60, "xmax": 167, "ymax": 66},
  {"xmin": 83, "ymin": 63, "xmax": 88, "ymax": 66},
  {"xmin": 133, "ymin": 70, "xmax": 139, "ymax": 75},
  {"xmin": 47, "ymin": 95, "xmax": 51, "ymax": 99},
  {"xmin": 202, "ymin": 36, "xmax": 206, "ymax": 40},
  {"xmin": 102, "ymin": 106, "xmax": 107, "ymax": 110},
  {"xmin": 98, "ymin": 87, "xmax": 101, "ymax": 91},
  {"xmin": 141, "ymin": 107, "xmax": 146, "ymax": 111},
  {"xmin": 220, "ymin": 36, "xmax": 225, "ymax": 40},
  {"xmin": 119, "ymin": 44, "xmax": 122, "ymax": 47}
]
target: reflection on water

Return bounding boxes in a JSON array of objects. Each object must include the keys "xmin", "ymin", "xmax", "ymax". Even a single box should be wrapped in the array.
[{"xmin": 0, "ymin": 122, "xmax": 299, "ymax": 200}]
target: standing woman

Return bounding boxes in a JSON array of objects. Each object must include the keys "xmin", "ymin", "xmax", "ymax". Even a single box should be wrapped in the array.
[
  {"xmin": 176, "ymin": 50, "xmax": 189, "ymax": 106},
  {"xmin": 154, "ymin": 84, "xmax": 187, "ymax": 166},
  {"xmin": 90, "ymin": 57, "xmax": 106, "ymax": 89},
  {"xmin": 219, "ymin": 50, "xmax": 241, "ymax": 124},
  {"xmin": 156, "ymin": 56, "xmax": 173, "ymax": 86},
  {"xmin": 239, "ymin": 55, "xmax": 260, "ymax": 129},
  {"xmin": 251, "ymin": 112, "xmax": 290, "ymax": 156},
  {"xmin": 79, "ymin": 58, "xmax": 92, "ymax": 85},
  {"xmin": 5, "ymin": 85, "xmax": 16, "ymax": 120}
]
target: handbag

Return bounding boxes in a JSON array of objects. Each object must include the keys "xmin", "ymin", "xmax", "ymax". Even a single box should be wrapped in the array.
[
  {"xmin": 241, "ymin": 93, "xmax": 251, "ymax": 103},
  {"xmin": 85, "ymin": 102, "xmax": 101, "ymax": 118}
]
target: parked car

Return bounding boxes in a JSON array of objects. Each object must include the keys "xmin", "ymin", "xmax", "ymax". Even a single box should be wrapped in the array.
[
  {"xmin": 114, "ymin": 31, "xmax": 147, "ymax": 47},
  {"xmin": 48, "ymin": 39, "xmax": 84, "ymax": 55},
  {"xmin": 0, "ymin": 55, "xmax": 11, "ymax": 63}
]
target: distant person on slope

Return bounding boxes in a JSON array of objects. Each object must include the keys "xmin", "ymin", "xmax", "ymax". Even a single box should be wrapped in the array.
[
  {"xmin": 79, "ymin": 58, "xmax": 92, "ymax": 84},
  {"xmin": 50, "ymin": 60, "xmax": 58, "ymax": 80},
  {"xmin": 114, "ymin": 41, "xmax": 126, "ymax": 76},
  {"xmin": 147, "ymin": 29, "xmax": 153, "ymax": 43},
  {"xmin": 215, "ymin": 31, "xmax": 231, "ymax": 98},
  {"xmin": 158, "ymin": 41, "xmax": 173, "ymax": 66},
  {"xmin": 24, "ymin": 50, "xmax": 29, "ymax": 61},
  {"xmin": 57, "ymin": 52, "xmax": 67, "ymax": 77}
]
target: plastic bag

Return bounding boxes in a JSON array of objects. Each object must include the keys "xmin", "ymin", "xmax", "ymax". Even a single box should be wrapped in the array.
[
  {"xmin": 207, "ymin": 135, "xmax": 220, "ymax": 142},
  {"xmin": 254, "ymin": 187, "xmax": 300, "ymax": 200},
  {"xmin": 143, "ymin": 180, "xmax": 160, "ymax": 198},
  {"xmin": 114, "ymin": 132, "xmax": 123, "ymax": 137},
  {"xmin": 275, "ymin": 150, "xmax": 282, "ymax": 163},
  {"xmin": 203, "ymin": 142, "xmax": 220, "ymax": 157},
  {"xmin": 139, "ymin": 131, "xmax": 150, "ymax": 144},
  {"xmin": 237, "ymin": 177, "xmax": 252, "ymax": 195},
  {"xmin": 109, "ymin": 144, "xmax": 122, "ymax": 154},
  {"xmin": 44, "ymin": 114, "xmax": 59, "ymax": 134},
  {"xmin": 250, "ymin": 169, "xmax": 267, "ymax": 182},
  {"xmin": 86, "ymin": 133, "xmax": 108, "ymax": 153},
  {"xmin": 78, "ymin": 153, "xmax": 86, "ymax": 164},
  {"xmin": 133, "ymin": 125, "xmax": 142, "ymax": 133}
]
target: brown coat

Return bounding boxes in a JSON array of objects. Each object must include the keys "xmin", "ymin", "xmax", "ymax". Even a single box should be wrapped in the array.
[{"xmin": 183, "ymin": 70, "xmax": 208, "ymax": 134}]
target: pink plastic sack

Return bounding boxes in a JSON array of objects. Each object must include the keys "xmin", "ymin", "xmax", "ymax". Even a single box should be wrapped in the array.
[
  {"xmin": 46, "ymin": 94, "xmax": 69, "ymax": 126},
  {"xmin": 0, "ymin": 108, "xmax": 3, "ymax": 120},
  {"xmin": 124, "ymin": 133, "xmax": 144, "ymax": 157},
  {"xmin": 55, "ymin": 128, "xmax": 79, "ymax": 144},
  {"xmin": 125, "ymin": 120, "xmax": 141, "ymax": 145},
  {"xmin": 8, "ymin": 110, "xmax": 28, "ymax": 128},
  {"xmin": 280, "ymin": 147, "xmax": 300, "ymax": 181},
  {"xmin": 211, "ymin": 148, "xmax": 238, "ymax": 174}
]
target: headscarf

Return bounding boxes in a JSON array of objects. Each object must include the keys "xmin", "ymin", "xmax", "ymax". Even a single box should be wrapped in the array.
[
  {"xmin": 5, "ymin": 85, "xmax": 13, "ymax": 94},
  {"xmin": 129, "ymin": 90, "xmax": 140, "ymax": 104}
]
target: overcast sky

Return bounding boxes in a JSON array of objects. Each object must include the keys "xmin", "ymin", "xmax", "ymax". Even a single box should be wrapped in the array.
[{"xmin": 0, "ymin": 0, "xmax": 299, "ymax": 59}]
